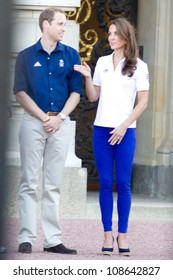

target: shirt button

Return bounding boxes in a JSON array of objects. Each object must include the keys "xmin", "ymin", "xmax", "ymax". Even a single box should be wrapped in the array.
[
  {"xmin": 49, "ymin": 72, "xmax": 52, "ymax": 75},
  {"xmin": 47, "ymin": 57, "xmax": 50, "ymax": 60},
  {"xmin": 50, "ymin": 88, "xmax": 53, "ymax": 90},
  {"xmin": 51, "ymin": 102, "xmax": 54, "ymax": 105}
]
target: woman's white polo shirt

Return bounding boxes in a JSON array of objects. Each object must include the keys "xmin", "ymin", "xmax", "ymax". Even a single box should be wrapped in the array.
[{"xmin": 92, "ymin": 52, "xmax": 149, "ymax": 128}]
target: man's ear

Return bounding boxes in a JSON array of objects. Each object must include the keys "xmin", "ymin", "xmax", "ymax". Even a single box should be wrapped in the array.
[{"xmin": 42, "ymin": 20, "xmax": 50, "ymax": 31}]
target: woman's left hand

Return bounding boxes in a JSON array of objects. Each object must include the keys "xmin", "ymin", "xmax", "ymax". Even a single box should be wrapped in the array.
[{"xmin": 108, "ymin": 124, "xmax": 127, "ymax": 145}]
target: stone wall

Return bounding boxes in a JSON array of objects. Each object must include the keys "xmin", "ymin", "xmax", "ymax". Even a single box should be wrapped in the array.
[
  {"xmin": 7, "ymin": 0, "xmax": 173, "ymax": 199},
  {"xmin": 133, "ymin": 0, "xmax": 173, "ymax": 197}
]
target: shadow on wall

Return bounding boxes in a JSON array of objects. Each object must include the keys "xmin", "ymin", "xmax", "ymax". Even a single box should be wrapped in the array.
[{"xmin": 0, "ymin": 0, "xmax": 11, "ymax": 258}]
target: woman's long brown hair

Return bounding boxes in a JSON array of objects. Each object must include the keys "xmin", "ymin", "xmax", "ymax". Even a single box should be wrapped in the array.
[{"xmin": 109, "ymin": 18, "xmax": 138, "ymax": 77}]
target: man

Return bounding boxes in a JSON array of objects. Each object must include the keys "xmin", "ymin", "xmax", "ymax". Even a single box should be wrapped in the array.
[{"xmin": 13, "ymin": 8, "xmax": 82, "ymax": 254}]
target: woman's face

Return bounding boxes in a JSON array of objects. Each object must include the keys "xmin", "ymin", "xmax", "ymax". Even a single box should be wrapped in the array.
[{"xmin": 108, "ymin": 24, "xmax": 126, "ymax": 51}]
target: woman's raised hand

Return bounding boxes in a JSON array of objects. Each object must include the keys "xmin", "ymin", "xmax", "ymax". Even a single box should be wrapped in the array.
[{"xmin": 74, "ymin": 62, "xmax": 91, "ymax": 78}]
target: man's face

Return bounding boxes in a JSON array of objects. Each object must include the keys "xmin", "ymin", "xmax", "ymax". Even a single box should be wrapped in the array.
[{"xmin": 46, "ymin": 12, "xmax": 67, "ymax": 42}]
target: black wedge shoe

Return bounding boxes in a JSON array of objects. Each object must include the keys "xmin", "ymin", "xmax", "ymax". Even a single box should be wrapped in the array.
[
  {"xmin": 102, "ymin": 237, "xmax": 114, "ymax": 256},
  {"xmin": 116, "ymin": 237, "xmax": 130, "ymax": 257}
]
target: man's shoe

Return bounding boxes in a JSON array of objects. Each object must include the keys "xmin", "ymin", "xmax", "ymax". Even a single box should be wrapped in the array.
[
  {"xmin": 44, "ymin": 243, "xmax": 77, "ymax": 255},
  {"xmin": 18, "ymin": 242, "xmax": 32, "ymax": 254},
  {"xmin": 0, "ymin": 246, "xmax": 6, "ymax": 254}
]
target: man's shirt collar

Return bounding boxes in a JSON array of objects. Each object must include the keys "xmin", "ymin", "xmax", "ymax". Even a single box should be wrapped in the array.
[{"xmin": 35, "ymin": 39, "xmax": 65, "ymax": 53}]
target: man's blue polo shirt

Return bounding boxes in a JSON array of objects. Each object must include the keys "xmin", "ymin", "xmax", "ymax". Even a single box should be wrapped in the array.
[{"xmin": 13, "ymin": 39, "xmax": 83, "ymax": 112}]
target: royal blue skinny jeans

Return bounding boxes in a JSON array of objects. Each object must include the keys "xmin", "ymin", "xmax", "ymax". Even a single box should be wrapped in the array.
[{"xmin": 93, "ymin": 126, "xmax": 136, "ymax": 233}]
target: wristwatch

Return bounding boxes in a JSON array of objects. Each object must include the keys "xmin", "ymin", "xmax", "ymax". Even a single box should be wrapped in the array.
[{"xmin": 59, "ymin": 112, "xmax": 66, "ymax": 121}]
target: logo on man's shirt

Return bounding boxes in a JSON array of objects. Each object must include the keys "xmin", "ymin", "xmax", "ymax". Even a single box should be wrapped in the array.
[
  {"xmin": 59, "ymin": 59, "xmax": 64, "ymax": 67},
  {"xmin": 34, "ymin": 62, "xmax": 42, "ymax": 67}
]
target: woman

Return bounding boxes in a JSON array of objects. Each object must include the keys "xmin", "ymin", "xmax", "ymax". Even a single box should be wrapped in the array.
[{"xmin": 74, "ymin": 18, "xmax": 149, "ymax": 256}]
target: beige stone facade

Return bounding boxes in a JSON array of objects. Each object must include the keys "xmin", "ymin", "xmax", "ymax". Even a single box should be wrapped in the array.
[
  {"xmin": 8, "ymin": 0, "xmax": 173, "ymax": 199},
  {"xmin": 134, "ymin": 0, "xmax": 173, "ymax": 197}
]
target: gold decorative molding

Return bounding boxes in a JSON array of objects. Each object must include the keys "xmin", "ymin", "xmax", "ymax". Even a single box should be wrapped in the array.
[
  {"xmin": 66, "ymin": 0, "xmax": 98, "ymax": 62},
  {"xmin": 79, "ymin": 29, "xmax": 98, "ymax": 61}
]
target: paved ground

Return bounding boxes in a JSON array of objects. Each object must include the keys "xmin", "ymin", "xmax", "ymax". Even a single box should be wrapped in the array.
[
  {"xmin": 2, "ymin": 218, "xmax": 173, "ymax": 260},
  {"xmin": 1, "ymin": 192, "xmax": 173, "ymax": 260}
]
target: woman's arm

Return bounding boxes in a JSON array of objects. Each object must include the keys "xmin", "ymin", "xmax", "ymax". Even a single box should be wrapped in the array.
[
  {"xmin": 108, "ymin": 90, "xmax": 149, "ymax": 145},
  {"xmin": 74, "ymin": 62, "xmax": 100, "ymax": 102},
  {"xmin": 123, "ymin": 90, "xmax": 149, "ymax": 128}
]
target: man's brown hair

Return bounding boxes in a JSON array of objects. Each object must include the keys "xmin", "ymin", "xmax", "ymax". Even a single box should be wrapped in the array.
[{"xmin": 39, "ymin": 8, "xmax": 65, "ymax": 32}]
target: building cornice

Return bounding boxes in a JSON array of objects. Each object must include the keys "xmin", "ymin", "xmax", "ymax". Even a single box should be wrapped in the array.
[{"xmin": 13, "ymin": 0, "xmax": 81, "ymax": 8}]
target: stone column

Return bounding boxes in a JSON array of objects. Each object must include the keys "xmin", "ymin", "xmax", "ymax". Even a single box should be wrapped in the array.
[
  {"xmin": 133, "ymin": 0, "xmax": 173, "ymax": 197},
  {"xmin": 155, "ymin": 0, "xmax": 173, "ymax": 196}
]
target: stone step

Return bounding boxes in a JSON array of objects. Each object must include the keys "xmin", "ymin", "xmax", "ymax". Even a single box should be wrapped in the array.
[
  {"xmin": 5, "ymin": 165, "xmax": 173, "ymax": 220},
  {"xmin": 85, "ymin": 192, "xmax": 173, "ymax": 220}
]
